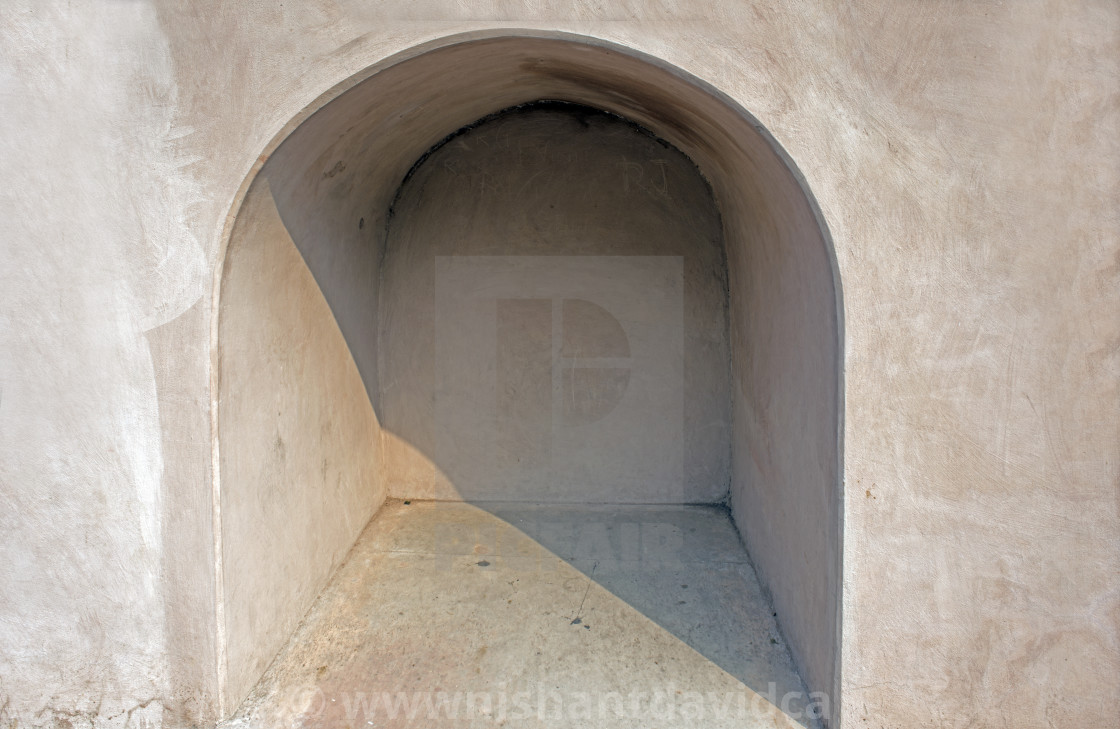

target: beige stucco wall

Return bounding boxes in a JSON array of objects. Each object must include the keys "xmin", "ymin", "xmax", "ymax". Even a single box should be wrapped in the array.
[{"xmin": 0, "ymin": 2, "xmax": 1116, "ymax": 728}]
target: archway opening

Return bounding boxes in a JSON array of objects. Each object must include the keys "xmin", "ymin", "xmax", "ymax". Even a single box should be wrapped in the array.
[{"xmin": 214, "ymin": 31, "xmax": 842, "ymax": 728}]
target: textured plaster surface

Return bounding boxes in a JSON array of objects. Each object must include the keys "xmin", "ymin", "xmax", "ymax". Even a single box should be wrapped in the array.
[
  {"xmin": 0, "ymin": 2, "xmax": 206, "ymax": 726},
  {"xmin": 220, "ymin": 501, "xmax": 820, "ymax": 729},
  {"xmin": 0, "ymin": 2, "xmax": 1116, "ymax": 728}
]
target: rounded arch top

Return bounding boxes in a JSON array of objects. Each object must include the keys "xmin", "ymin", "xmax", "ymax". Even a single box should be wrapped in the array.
[
  {"xmin": 212, "ymin": 28, "xmax": 844, "ymax": 726},
  {"xmin": 213, "ymin": 29, "xmax": 843, "ymax": 302}
]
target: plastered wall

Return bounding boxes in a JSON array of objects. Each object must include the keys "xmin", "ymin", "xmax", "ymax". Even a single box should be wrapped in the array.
[{"xmin": 1, "ymin": 3, "xmax": 1117, "ymax": 728}]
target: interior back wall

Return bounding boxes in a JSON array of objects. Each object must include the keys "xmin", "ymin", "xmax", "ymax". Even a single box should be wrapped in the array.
[{"xmin": 379, "ymin": 104, "xmax": 731, "ymax": 504}]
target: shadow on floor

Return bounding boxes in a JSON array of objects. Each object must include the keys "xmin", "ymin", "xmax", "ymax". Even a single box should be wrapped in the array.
[{"xmin": 224, "ymin": 500, "xmax": 823, "ymax": 729}]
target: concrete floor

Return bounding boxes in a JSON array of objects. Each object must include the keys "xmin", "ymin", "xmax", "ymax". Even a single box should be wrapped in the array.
[{"xmin": 221, "ymin": 501, "xmax": 822, "ymax": 729}]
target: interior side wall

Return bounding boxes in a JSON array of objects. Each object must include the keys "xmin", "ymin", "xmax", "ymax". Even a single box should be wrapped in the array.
[
  {"xmin": 379, "ymin": 105, "xmax": 730, "ymax": 503},
  {"xmin": 216, "ymin": 178, "xmax": 385, "ymax": 709},
  {"xmin": 723, "ymin": 179, "xmax": 841, "ymax": 720}
]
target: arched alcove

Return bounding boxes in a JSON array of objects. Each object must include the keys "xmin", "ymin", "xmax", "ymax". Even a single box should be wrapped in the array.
[{"xmin": 213, "ymin": 30, "xmax": 843, "ymax": 727}]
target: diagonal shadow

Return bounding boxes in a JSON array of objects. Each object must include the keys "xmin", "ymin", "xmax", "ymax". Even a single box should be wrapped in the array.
[{"xmin": 400, "ymin": 499, "xmax": 825, "ymax": 727}]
